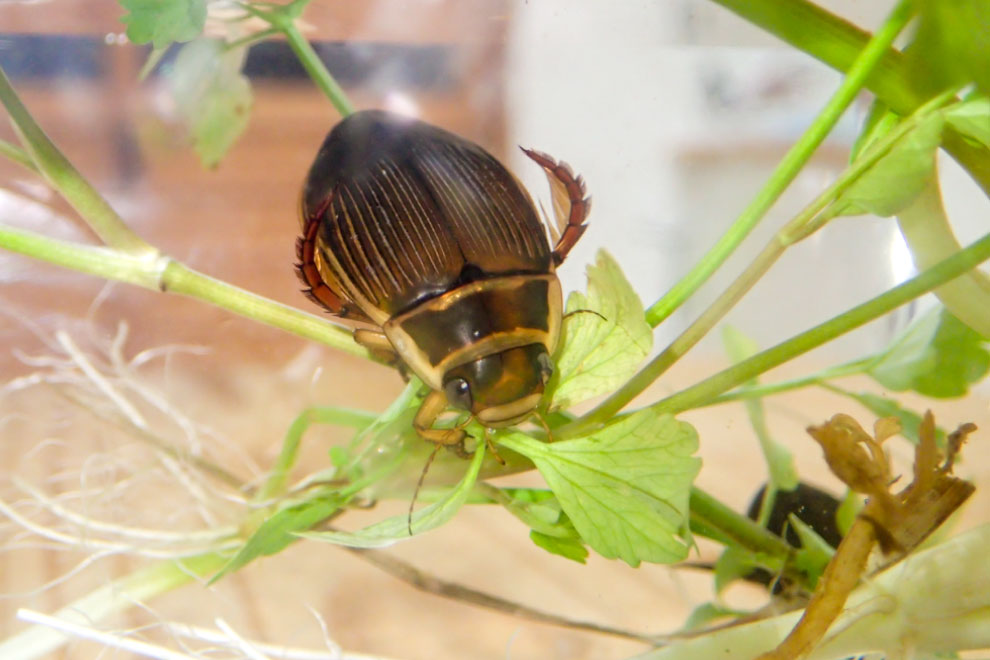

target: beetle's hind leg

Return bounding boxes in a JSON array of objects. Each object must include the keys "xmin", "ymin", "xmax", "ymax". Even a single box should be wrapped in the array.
[{"xmin": 521, "ymin": 148, "xmax": 591, "ymax": 266}]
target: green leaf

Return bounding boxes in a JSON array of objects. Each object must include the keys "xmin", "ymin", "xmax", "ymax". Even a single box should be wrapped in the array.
[
  {"xmin": 868, "ymin": 307, "xmax": 990, "ymax": 398},
  {"xmin": 713, "ymin": 546, "xmax": 782, "ymax": 593},
  {"xmin": 945, "ymin": 96, "xmax": 990, "ymax": 150},
  {"xmin": 299, "ymin": 443, "xmax": 486, "ymax": 548},
  {"xmin": 721, "ymin": 326, "xmax": 798, "ymax": 492},
  {"xmin": 789, "ymin": 515, "xmax": 835, "ymax": 586},
  {"xmin": 119, "ymin": 0, "xmax": 207, "ymax": 49},
  {"xmin": 849, "ymin": 101, "xmax": 899, "ymax": 164},
  {"xmin": 168, "ymin": 39, "xmax": 253, "ymax": 168},
  {"xmin": 498, "ymin": 488, "xmax": 578, "ymax": 537},
  {"xmin": 530, "ymin": 531, "xmax": 588, "ymax": 564},
  {"xmin": 549, "ymin": 250, "xmax": 652, "ymax": 411},
  {"xmin": 212, "ymin": 491, "xmax": 343, "ymax": 583},
  {"xmin": 907, "ymin": 0, "xmax": 990, "ymax": 95},
  {"xmin": 498, "ymin": 410, "xmax": 701, "ymax": 567},
  {"xmin": 825, "ymin": 112, "xmax": 944, "ymax": 219},
  {"xmin": 841, "ymin": 390, "xmax": 946, "ymax": 445}
]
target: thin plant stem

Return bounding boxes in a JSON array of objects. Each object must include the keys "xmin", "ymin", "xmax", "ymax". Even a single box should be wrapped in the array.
[
  {"xmin": 0, "ymin": 223, "xmax": 367, "ymax": 358},
  {"xmin": 346, "ymin": 546, "xmax": 667, "ymax": 645},
  {"xmin": 704, "ymin": 358, "xmax": 871, "ymax": 407},
  {"xmin": 244, "ymin": 0, "xmax": 355, "ymax": 118},
  {"xmin": 707, "ymin": 0, "xmax": 990, "ymax": 197},
  {"xmin": 0, "ymin": 67, "xmax": 152, "ymax": 254},
  {"xmin": 643, "ymin": 0, "xmax": 916, "ymax": 328},
  {"xmin": 653, "ymin": 230, "xmax": 990, "ymax": 417},
  {"xmin": 255, "ymin": 406, "xmax": 378, "ymax": 502},
  {"xmin": 565, "ymin": 88, "xmax": 953, "ymax": 439}
]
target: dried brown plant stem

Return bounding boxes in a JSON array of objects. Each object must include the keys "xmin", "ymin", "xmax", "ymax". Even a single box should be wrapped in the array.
[
  {"xmin": 344, "ymin": 546, "xmax": 665, "ymax": 646},
  {"xmin": 756, "ymin": 412, "xmax": 975, "ymax": 660},
  {"xmin": 754, "ymin": 510, "xmax": 876, "ymax": 660}
]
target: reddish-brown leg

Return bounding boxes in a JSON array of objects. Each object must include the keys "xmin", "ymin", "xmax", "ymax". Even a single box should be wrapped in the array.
[
  {"xmin": 296, "ymin": 211, "xmax": 372, "ymax": 323},
  {"xmin": 521, "ymin": 147, "xmax": 592, "ymax": 266}
]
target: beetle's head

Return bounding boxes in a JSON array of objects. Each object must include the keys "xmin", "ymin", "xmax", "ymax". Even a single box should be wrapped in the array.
[{"xmin": 442, "ymin": 344, "xmax": 553, "ymax": 427}]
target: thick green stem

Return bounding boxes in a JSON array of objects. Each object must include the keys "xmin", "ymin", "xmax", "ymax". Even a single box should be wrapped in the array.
[
  {"xmin": 0, "ymin": 67, "xmax": 152, "ymax": 254},
  {"xmin": 643, "ymin": 0, "xmax": 915, "ymax": 328},
  {"xmin": 0, "ymin": 223, "xmax": 366, "ymax": 358},
  {"xmin": 690, "ymin": 487, "xmax": 793, "ymax": 558},
  {"xmin": 653, "ymin": 230, "xmax": 990, "ymax": 417},
  {"xmin": 708, "ymin": 0, "xmax": 990, "ymax": 198},
  {"xmin": 0, "ymin": 553, "xmax": 227, "ymax": 660},
  {"xmin": 570, "ymin": 88, "xmax": 951, "ymax": 439}
]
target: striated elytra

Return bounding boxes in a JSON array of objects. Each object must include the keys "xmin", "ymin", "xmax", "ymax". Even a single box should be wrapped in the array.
[{"xmin": 296, "ymin": 110, "xmax": 590, "ymax": 451}]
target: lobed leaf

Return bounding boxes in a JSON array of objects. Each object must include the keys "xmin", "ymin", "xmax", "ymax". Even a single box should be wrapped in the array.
[
  {"xmin": 549, "ymin": 250, "xmax": 652, "ymax": 411},
  {"xmin": 211, "ymin": 492, "xmax": 344, "ymax": 583},
  {"xmin": 119, "ymin": 0, "xmax": 207, "ymax": 49},
  {"xmin": 530, "ymin": 531, "xmax": 589, "ymax": 564},
  {"xmin": 945, "ymin": 96, "xmax": 990, "ymax": 150},
  {"xmin": 299, "ymin": 444, "xmax": 486, "ymax": 548},
  {"xmin": 868, "ymin": 306, "xmax": 990, "ymax": 398},
  {"xmin": 169, "ymin": 39, "xmax": 253, "ymax": 168},
  {"xmin": 498, "ymin": 410, "xmax": 701, "ymax": 567},
  {"xmin": 824, "ymin": 112, "xmax": 944, "ymax": 219}
]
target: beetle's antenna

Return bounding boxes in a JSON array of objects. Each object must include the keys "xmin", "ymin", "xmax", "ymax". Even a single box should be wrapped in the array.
[
  {"xmin": 484, "ymin": 428, "xmax": 506, "ymax": 466},
  {"xmin": 563, "ymin": 309, "xmax": 607, "ymax": 322},
  {"xmin": 408, "ymin": 443, "xmax": 443, "ymax": 536}
]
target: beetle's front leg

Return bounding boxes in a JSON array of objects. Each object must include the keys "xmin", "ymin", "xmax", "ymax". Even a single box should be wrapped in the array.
[{"xmin": 413, "ymin": 390, "xmax": 471, "ymax": 457}]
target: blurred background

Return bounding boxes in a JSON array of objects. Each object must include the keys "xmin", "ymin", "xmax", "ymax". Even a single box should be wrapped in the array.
[{"xmin": 0, "ymin": 1, "xmax": 988, "ymax": 659}]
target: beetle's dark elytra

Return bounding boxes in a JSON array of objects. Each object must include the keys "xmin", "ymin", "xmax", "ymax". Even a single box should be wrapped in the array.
[
  {"xmin": 296, "ymin": 109, "xmax": 590, "ymax": 447},
  {"xmin": 303, "ymin": 110, "xmax": 552, "ymax": 316}
]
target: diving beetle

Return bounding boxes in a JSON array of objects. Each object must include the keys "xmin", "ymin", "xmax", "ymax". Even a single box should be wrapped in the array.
[{"xmin": 296, "ymin": 110, "xmax": 590, "ymax": 451}]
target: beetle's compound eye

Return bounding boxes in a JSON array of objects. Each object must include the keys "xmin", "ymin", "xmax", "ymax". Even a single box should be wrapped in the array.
[
  {"xmin": 444, "ymin": 377, "xmax": 474, "ymax": 411},
  {"xmin": 537, "ymin": 350, "xmax": 554, "ymax": 386}
]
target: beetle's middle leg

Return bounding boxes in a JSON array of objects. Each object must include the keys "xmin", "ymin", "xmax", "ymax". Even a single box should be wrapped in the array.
[
  {"xmin": 353, "ymin": 328, "xmax": 413, "ymax": 380},
  {"xmin": 413, "ymin": 390, "xmax": 471, "ymax": 458}
]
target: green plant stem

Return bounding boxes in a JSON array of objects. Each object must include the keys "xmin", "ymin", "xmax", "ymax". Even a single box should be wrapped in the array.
[
  {"xmin": 0, "ymin": 137, "xmax": 36, "ymax": 173},
  {"xmin": 705, "ymin": 359, "xmax": 872, "ymax": 406},
  {"xmin": 689, "ymin": 487, "xmax": 793, "ymax": 558},
  {"xmin": 0, "ymin": 67, "xmax": 152, "ymax": 254},
  {"xmin": 561, "ymin": 228, "xmax": 990, "ymax": 439},
  {"xmin": 568, "ymin": 89, "xmax": 953, "ymax": 439},
  {"xmin": 708, "ymin": 0, "xmax": 990, "ymax": 197},
  {"xmin": 0, "ymin": 553, "xmax": 227, "ymax": 660},
  {"xmin": 224, "ymin": 27, "xmax": 279, "ymax": 53},
  {"xmin": 0, "ymin": 223, "xmax": 366, "ymax": 358},
  {"xmin": 643, "ymin": 0, "xmax": 915, "ymax": 328},
  {"xmin": 653, "ymin": 230, "xmax": 990, "ymax": 417},
  {"xmin": 255, "ymin": 406, "xmax": 378, "ymax": 502},
  {"xmin": 247, "ymin": 0, "xmax": 355, "ymax": 118}
]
